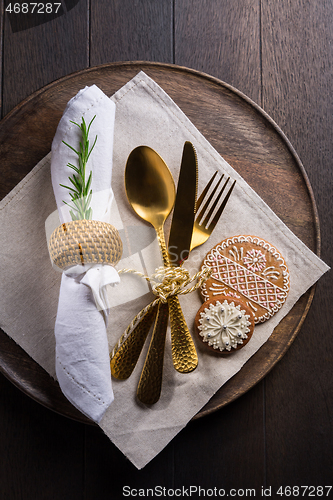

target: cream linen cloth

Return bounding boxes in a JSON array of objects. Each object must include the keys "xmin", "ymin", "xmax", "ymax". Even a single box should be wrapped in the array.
[
  {"xmin": 0, "ymin": 72, "xmax": 329, "ymax": 468},
  {"xmin": 50, "ymin": 85, "xmax": 119, "ymax": 423}
]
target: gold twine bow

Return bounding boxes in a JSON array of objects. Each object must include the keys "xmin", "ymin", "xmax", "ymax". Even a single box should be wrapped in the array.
[
  {"xmin": 111, "ymin": 265, "xmax": 211, "ymax": 358},
  {"xmin": 118, "ymin": 265, "xmax": 211, "ymax": 305}
]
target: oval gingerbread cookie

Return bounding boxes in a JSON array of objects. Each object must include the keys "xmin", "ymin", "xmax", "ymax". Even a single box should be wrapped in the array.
[{"xmin": 200, "ymin": 235, "xmax": 290, "ymax": 324}]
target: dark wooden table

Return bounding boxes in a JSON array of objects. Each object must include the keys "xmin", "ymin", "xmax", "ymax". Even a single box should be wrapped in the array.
[{"xmin": 0, "ymin": 2, "xmax": 332, "ymax": 498}]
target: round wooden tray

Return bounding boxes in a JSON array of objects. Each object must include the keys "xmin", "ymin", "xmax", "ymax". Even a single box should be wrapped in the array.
[{"xmin": 0, "ymin": 62, "xmax": 319, "ymax": 424}]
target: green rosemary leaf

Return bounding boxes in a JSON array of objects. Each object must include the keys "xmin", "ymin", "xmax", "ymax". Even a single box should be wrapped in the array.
[
  {"xmin": 67, "ymin": 163, "xmax": 81, "ymax": 174},
  {"xmin": 69, "ymin": 192, "xmax": 78, "ymax": 202},
  {"xmin": 71, "ymin": 197, "xmax": 82, "ymax": 210},
  {"xmin": 86, "ymin": 135, "xmax": 97, "ymax": 162},
  {"xmin": 84, "ymin": 171, "xmax": 92, "ymax": 196},
  {"xmin": 68, "ymin": 175, "xmax": 82, "ymax": 191},
  {"xmin": 59, "ymin": 183, "xmax": 77, "ymax": 194},
  {"xmin": 69, "ymin": 119, "xmax": 80, "ymax": 126},
  {"xmin": 71, "ymin": 212, "xmax": 79, "ymax": 221},
  {"xmin": 85, "ymin": 191, "xmax": 92, "ymax": 208},
  {"xmin": 81, "ymin": 116, "xmax": 87, "ymax": 131},
  {"xmin": 87, "ymin": 115, "xmax": 96, "ymax": 135},
  {"xmin": 62, "ymin": 140, "xmax": 80, "ymax": 156},
  {"xmin": 63, "ymin": 200, "xmax": 79, "ymax": 212}
]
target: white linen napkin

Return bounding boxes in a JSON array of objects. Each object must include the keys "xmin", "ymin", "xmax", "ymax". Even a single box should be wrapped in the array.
[{"xmin": 50, "ymin": 85, "xmax": 118, "ymax": 423}]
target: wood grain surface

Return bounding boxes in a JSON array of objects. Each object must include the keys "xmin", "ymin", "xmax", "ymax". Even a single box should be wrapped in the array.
[{"xmin": 0, "ymin": 1, "xmax": 332, "ymax": 498}]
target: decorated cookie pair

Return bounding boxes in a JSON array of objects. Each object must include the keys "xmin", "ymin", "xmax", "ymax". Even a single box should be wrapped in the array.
[{"xmin": 195, "ymin": 235, "xmax": 290, "ymax": 354}]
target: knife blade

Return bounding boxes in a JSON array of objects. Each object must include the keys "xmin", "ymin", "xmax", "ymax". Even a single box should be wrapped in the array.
[{"xmin": 168, "ymin": 141, "xmax": 198, "ymax": 266}]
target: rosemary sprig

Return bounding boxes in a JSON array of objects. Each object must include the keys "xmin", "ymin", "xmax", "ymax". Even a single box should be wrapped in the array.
[{"xmin": 60, "ymin": 115, "xmax": 97, "ymax": 220}]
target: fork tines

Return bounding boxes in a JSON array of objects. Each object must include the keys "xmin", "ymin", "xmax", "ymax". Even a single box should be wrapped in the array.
[{"xmin": 196, "ymin": 171, "xmax": 236, "ymax": 230}]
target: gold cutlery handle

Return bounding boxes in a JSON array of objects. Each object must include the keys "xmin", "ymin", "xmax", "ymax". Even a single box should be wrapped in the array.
[
  {"xmin": 156, "ymin": 226, "xmax": 198, "ymax": 373},
  {"xmin": 137, "ymin": 302, "xmax": 169, "ymax": 404},
  {"xmin": 110, "ymin": 303, "xmax": 158, "ymax": 379},
  {"xmin": 156, "ymin": 225, "xmax": 170, "ymax": 267},
  {"xmin": 169, "ymin": 295, "xmax": 198, "ymax": 373}
]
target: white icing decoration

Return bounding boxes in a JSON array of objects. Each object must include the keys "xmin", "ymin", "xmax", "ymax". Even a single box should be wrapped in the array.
[
  {"xmin": 198, "ymin": 300, "xmax": 251, "ymax": 352},
  {"xmin": 201, "ymin": 235, "xmax": 290, "ymax": 324},
  {"xmin": 207, "ymin": 254, "xmax": 288, "ymax": 312},
  {"xmin": 261, "ymin": 266, "xmax": 280, "ymax": 279},
  {"xmin": 243, "ymin": 248, "xmax": 266, "ymax": 272}
]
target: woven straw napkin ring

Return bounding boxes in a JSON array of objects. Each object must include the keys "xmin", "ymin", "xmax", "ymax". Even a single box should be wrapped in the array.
[{"xmin": 49, "ymin": 219, "xmax": 123, "ymax": 270}]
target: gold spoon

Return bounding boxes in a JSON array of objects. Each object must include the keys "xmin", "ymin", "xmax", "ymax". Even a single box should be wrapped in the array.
[
  {"xmin": 124, "ymin": 146, "xmax": 175, "ymax": 267},
  {"xmin": 124, "ymin": 146, "xmax": 175, "ymax": 403}
]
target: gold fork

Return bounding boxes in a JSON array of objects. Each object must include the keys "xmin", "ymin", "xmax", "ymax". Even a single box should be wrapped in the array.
[
  {"xmin": 191, "ymin": 171, "xmax": 236, "ymax": 250},
  {"xmin": 110, "ymin": 171, "xmax": 236, "ymax": 380}
]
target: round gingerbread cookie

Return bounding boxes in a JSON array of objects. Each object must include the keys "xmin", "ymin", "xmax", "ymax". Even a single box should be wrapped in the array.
[
  {"xmin": 200, "ymin": 235, "xmax": 290, "ymax": 324},
  {"xmin": 195, "ymin": 295, "xmax": 255, "ymax": 353}
]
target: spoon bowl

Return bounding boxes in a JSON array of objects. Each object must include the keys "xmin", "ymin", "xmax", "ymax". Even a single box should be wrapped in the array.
[{"xmin": 125, "ymin": 146, "xmax": 175, "ymax": 233}]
